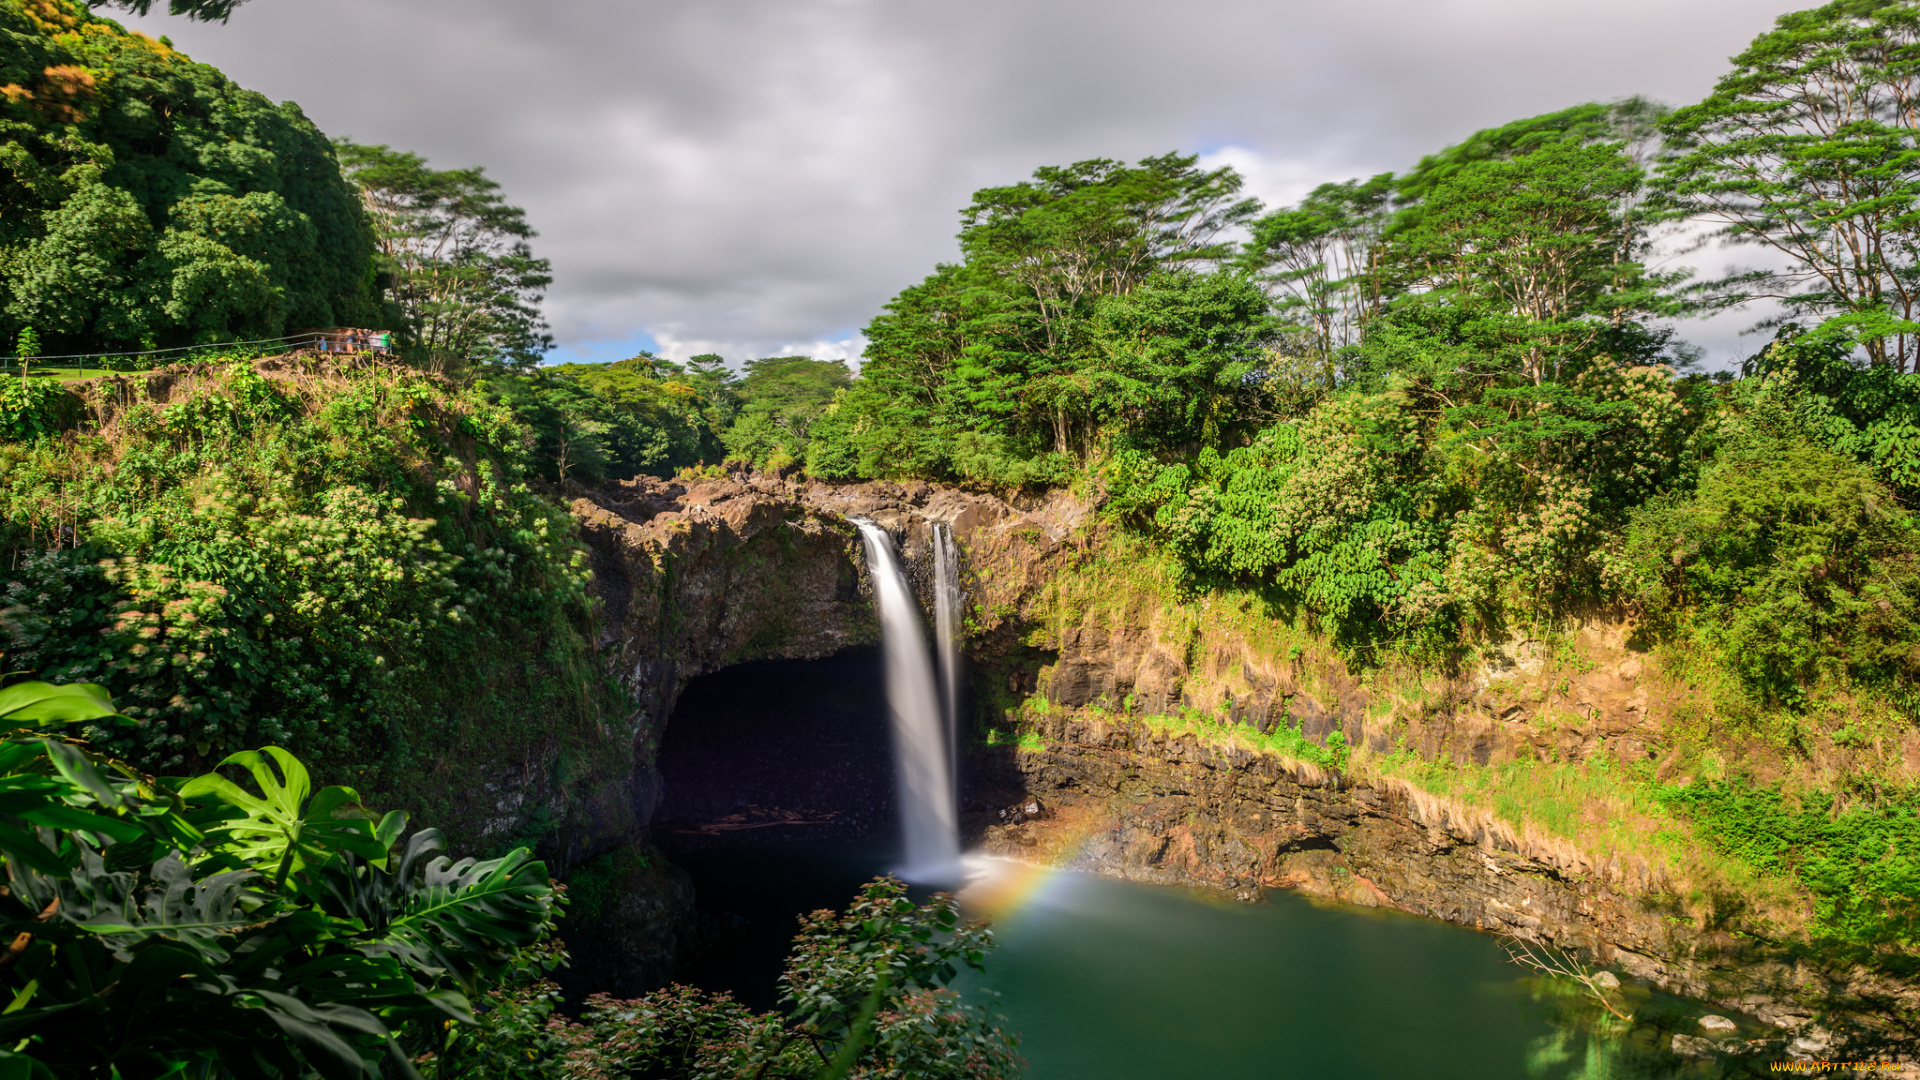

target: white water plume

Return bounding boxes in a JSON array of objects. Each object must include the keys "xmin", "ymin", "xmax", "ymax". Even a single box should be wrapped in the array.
[
  {"xmin": 854, "ymin": 520, "xmax": 960, "ymax": 883},
  {"xmin": 931, "ymin": 522, "xmax": 962, "ymax": 815}
]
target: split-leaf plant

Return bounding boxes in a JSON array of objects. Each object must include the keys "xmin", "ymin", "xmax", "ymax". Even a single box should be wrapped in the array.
[{"xmin": 0, "ymin": 678, "xmax": 556, "ymax": 1079}]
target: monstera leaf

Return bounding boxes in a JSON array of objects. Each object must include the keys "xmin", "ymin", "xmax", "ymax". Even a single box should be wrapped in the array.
[
  {"xmin": 0, "ymin": 733, "xmax": 197, "ymax": 877},
  {"xmin": 0, "ymin": 682, "xmax": 121, "ymax": 728},
  {"xmin": 56, "ymin": 849, "xmax": 266, "ymax": 963},
  {"xmin": 363, "ymin": 829, "xmax": 553, "ymax": 994},
  {"xmin": 180, "ymin": 747, "xmax": 393, "ymax": 887},
  {"xmin": 0, "ymin": 717, "xmax": 547, "ymax": 1080},
  {"xmin": 0, "ymin": 846, "xmax": 425, "ymax": 1080}
]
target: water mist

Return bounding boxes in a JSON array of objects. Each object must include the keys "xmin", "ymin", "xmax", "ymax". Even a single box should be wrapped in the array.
[{"xmin": 854, "ymin": 520, "xmax": 960, "ymax": 883}]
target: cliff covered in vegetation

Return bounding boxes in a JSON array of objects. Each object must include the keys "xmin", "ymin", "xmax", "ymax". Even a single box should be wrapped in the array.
[{"xmin": 0, "ymin": 356, "xmax": 629, "ymax": 850}]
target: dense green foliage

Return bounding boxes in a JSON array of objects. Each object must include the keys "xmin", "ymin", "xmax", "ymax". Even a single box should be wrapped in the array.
[
  {"xmin": 0, "ymin": 0, "xmax": 379, "ymax": 355},
  {"xmin": 1091, "ymin": 101, "xmax": 1698, "ymax": 658},
  {"xmin": 798, "ymin": 156, "xmax": 1273, "ymax": 485},
  {"xmin": 1616, "ymin": 376, "xmax": 1920, "ymax": 705},
  {"xmin": 1659, "ymin": 778, "xmax": 1920, "ymax": 949},
  {"xmin": 0, "ymin": 680, "xmax": 557, "ymax": 1078},
  {"xmin": 427, "ymin": 878, "xmax": 1020, "ymax": 1080},
  {"xmin": 1, "ymin": 682, "xmax": 1019, "ymax": 1078},
  {"xmin": 719, "ymin": 355, "xmax": 852, "ymax": 472},
  {"xmin": 488, "ymin": 351, "xmax": 857, "ymax": 481},
  {"xmin": 0, "ymin": 359, "xmax": 608, "ymax": 790},
  {"xmin": 486, "ymin": 355, "xmax": 722, "ymax": 481}
]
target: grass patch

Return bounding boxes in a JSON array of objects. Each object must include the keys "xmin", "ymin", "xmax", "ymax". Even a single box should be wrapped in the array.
[
  {"xmin": 1026, "ymin": 697, "xmax": 1350, "ymax": 774},
  {"xmin": 1374, "ymin": 751, "xmax": 1806, "ymax": 933},
  {"xmin": 1132, "ymin": 705, "xmax": 1350, "ymax": 772}
]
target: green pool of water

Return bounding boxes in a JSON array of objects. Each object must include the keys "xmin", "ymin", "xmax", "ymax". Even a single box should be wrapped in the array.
[
  {"xmin": 671, "ymin": 841, "xmax": 1739, "ymax": 1079},
  {"xmin": 950, "ymin": 860, "xmax": 1720, "ymax": 1080}
]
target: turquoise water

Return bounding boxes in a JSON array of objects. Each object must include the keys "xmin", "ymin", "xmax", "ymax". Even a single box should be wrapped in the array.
[
  {"xmin": 672, "ymin": 842, "xmax": 1726, "ymax": 1079},
  {"xmin": 951, "ymin": 861, "xmax": 1714, "ymax": 1080}
]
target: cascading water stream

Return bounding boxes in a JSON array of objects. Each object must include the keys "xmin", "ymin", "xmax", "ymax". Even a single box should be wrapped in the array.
[
  {"xmin": 931, "ymin": 522, "xmax": 962, "ymax": 814},
  {"xmin": 853, "ymin": 520, "xmax": 960, "ymax": 883}
]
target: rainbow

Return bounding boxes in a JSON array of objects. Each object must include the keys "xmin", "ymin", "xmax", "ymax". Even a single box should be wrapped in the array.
[{"xmin": 957, "ymin": 816, "xmax": 1102, "ymax": 918}]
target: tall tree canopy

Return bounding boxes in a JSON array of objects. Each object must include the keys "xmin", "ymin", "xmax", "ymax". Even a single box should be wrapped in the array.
[
  {"xmin": 1239, "ymin": 174, "xmax": 1394, "ymax": 366},
  {"xmin": 1385, "ymin": 137, "xmax": 1663, "ymax": 384},
  {"xmin": 950, "ymin": 154, "xmax": 1261, "ymax": 449},
  {"xmin": 720, "ymin": 355, "xmax": 853, "ymax": 467},
  {"xmin": 0, "ymin": 0, "xmax": 377, "ymax": 355},
  {"xmin": 335, "ymin": 141, "xmax": 553, "ymax": 371},
  {"xmin": 1661, "ymin": 0, "xmax": 1920, "ymax": 370},
  {"xmin": 829, "ymin": 153, "xmax": 1270, "ymax": 476}
]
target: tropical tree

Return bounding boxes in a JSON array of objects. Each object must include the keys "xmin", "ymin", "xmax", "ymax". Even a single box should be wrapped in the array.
[
  {"xmin": 1660, "ymin": 0, "xmax": 1920, "ymax": 370},
  {"xmin": 1084, "ymin": 270, "xmax": 1283, "ymax": 451},
  {"xmin": 841, "ymin": 262, "xmax": 1011, "ymax": 476},
  {"xmin": 721, "ymin": 356, "xmax": 853, "ymax": 468},
  {"xmin": 951, "ymin": 153, "xmax": 1262, "ymax": 454},
  {"xmin": 1240, "ymin": 174, "xmax": 1395, "ymax": 367},
  {"xmin": 681, "ymin": 352, "xmax": 744, "ymax": 435},
  {"xmin": 490, "ymin": 355, "xmax": 720, "ymax": 481},
  {"xmin": 335, "ymin": 141, "xmax": 553, "ymax": 371},
  {"xmin": 1, "ymin": 0, "xmax": 377, "ymax": 356},
  {"xmin": 1386, "ymin": 137, "xmax": 1664, "ymax": 385}
]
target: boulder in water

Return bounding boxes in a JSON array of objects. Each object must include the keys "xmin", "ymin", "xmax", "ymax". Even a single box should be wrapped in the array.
[{"xmin": 1670, "ymin": 1035, "xmax": 1720, "ymax": 1058}]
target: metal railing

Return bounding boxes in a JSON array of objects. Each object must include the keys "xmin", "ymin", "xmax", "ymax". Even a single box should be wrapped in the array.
[{"xmin": 0, "ymin": 331, "xmax": 391, "ymax": 376}]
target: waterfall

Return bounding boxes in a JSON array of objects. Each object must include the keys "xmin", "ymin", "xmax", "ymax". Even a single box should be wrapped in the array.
[
  {"xmin": 931, "ymin": 523, "xmax": 962, "ymax": 809},
  {"xmin": 854, "ymin": 520, "xmax": 960, "ymax": 883}
]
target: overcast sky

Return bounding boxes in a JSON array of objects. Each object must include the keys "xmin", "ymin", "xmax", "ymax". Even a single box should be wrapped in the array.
[{"xmin": 128, "ymin": 0, "xmax": 1789, "ymax": 370}]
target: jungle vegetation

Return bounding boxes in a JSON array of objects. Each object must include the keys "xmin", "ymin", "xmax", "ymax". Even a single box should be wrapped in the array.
[
  {"xmin": 0, "ymin": 0, "xmax": 377, "ymax": 357},
  {"xmin": 1, "ymin": 0, "xmax": 558, "ymax": 369},
  {"xmin": 0, "ymin": 678, "xmax": 1015, "ymax": 1078},
  {"xmin": 3, "ymin": 0, "xmax": 1920, "ymax": 1049}
]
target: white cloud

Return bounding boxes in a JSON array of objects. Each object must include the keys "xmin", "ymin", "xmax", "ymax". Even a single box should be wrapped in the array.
[
  {"xmin": 777, "ymin": 335, "xmax": 869, "ymax": 368},
  {"xmin": 1198, "ymin": 146, "xmax": 1354, "ymax": 215}
]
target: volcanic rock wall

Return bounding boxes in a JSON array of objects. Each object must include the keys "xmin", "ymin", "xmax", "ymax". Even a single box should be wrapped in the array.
[
  {"xmin": 553, "ymin": 471, "xmax": 1086, "ymax": 991},
  {"xmin": 568, "ymin": 470, "xmax": 1090, "ymax": 810}
]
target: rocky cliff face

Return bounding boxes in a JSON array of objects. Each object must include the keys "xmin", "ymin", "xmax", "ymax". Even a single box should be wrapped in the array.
[
  {"xmin": 1032, "ymin": 595, "xmax": 1920, "ymax": 782},
  {"xmin": 568, "ymin": 471, "xmax": 1091, "ymax": 805},
  {"xmin": 553, "ymin": 473, "xmax": 1916, "ymax": 1051},
  {"xmin": 552, "ymin": 471, "xmax": 1087, "ymax": 992},
  {"xmin": 1039, "ymin": 615, "xmax": 1681, "ymax": 773}
]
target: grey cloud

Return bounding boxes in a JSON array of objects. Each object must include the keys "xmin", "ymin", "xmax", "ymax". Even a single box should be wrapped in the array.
[{"xmin": 130, "ymin": 0, "xmax": 1788, "ymax": 365}]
